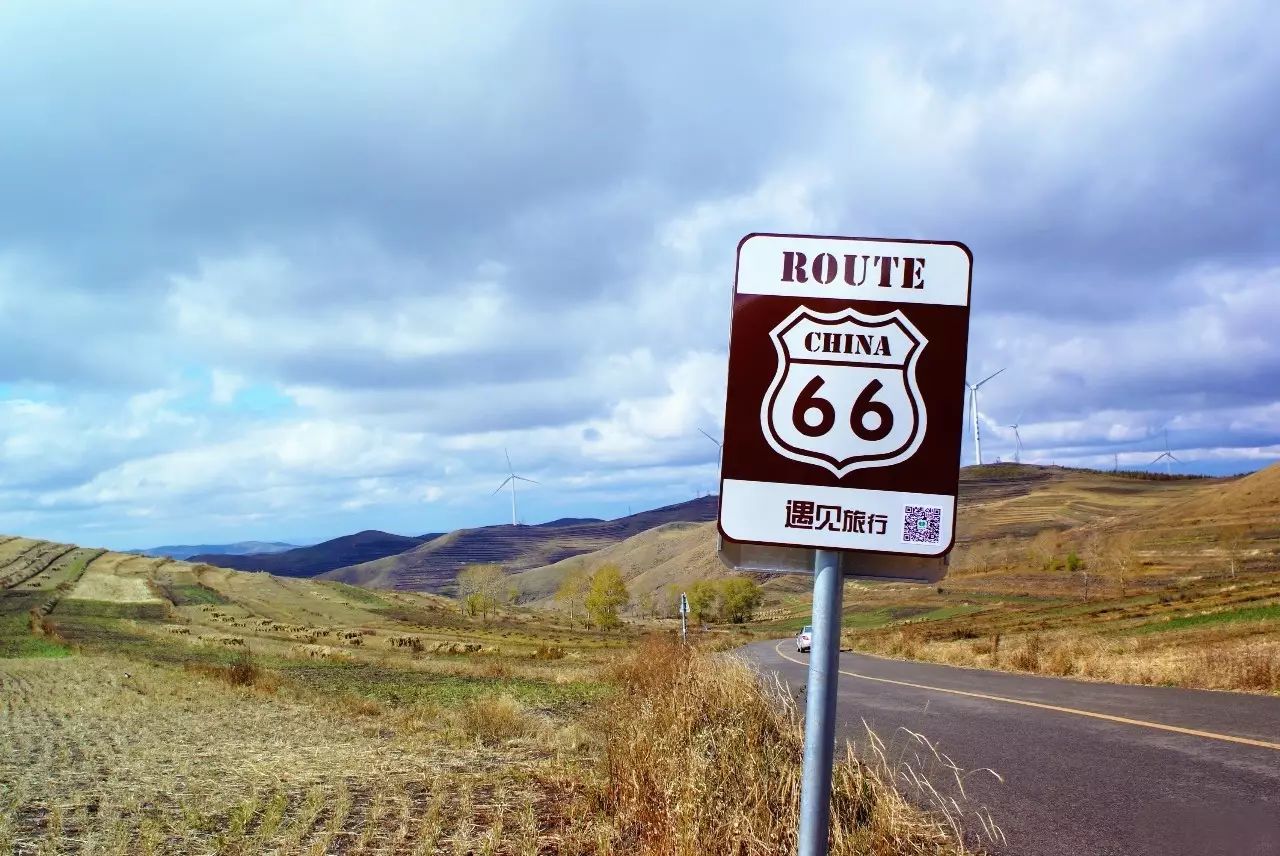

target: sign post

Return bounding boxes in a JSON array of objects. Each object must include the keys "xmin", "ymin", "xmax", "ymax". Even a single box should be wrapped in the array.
[
  {"xmin": 797, "ymin": 549, "xmax": 842, "ymax": 855},
  {"xmin": 679, "ymin": 591, "xmax": 689, "ymax": 643},
  {"xmin": 715, "ymin": 233, "xmax": 972, "ymax": 855}
]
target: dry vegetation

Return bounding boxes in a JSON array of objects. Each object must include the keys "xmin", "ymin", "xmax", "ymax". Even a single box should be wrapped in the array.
[
  {"xmin": 515, "ymin": 464, "xmax": 1280, "ymax": 630},
  {"xmin": 65, "ymin": 570, "xmax": 162, "ymax": 603},
  {"xmin": 723, "ymin": 464, "xmax": 1280, "ymax": 695},
  {"xmin": 592, "ymin": 636, "xmax": 998, "ymax": 855},
  {"xmin": 0, "ymin": 654, "xmax": 580, "ymax": 854},
  {"xmin": 511, "ymin": 521, "xmax": 726, "ymax": 607},
  {"xmin": 2, "ymin": 539, "xmax": 973, "ymax": 854},
  {"xmin": 845, "ymin": 573, "xmax": 1280, "ymax": 693},
  {"xmin": 0, "ymin": 641, "xmax": 986, "ymax": 855}
]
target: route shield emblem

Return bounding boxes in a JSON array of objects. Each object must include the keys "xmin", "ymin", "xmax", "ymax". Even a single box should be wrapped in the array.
[{"xmin": 761, "ymin": 306, "xmax": 927, "ymax": 477}]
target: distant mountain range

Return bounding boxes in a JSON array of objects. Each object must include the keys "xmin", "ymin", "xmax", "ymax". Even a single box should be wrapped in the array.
[
  {"xmin": 189, "ymin": 530, "xmax": 443, "ymax": 576},
  {"xmin": 134, "ymin": 541, "xmax": 298, "ymax": 560},
  {"xmin": 191, "ymin": 496, "xmax": 718, "ymax": 591},
  {"xmin": 320, "ymin": 496, "xmax": 718, "ymax": 591}
]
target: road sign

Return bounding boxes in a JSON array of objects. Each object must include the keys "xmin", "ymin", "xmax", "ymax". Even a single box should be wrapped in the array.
[
  {"xmin": 679, "ymin": 592, "xmax": 689, "ymax": 616},
  {"xmin": 714, "ymin": 234, "xmax": 974, "ymax": 856},
  {"xmin": 717, "ymin": 233, "xmax": 971, "ymax": 566}
]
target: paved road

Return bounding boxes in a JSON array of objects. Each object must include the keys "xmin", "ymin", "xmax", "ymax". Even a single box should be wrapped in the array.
[{"xmin": 743, "ymin": 640, "xmax": 1280, "ymax": 856}]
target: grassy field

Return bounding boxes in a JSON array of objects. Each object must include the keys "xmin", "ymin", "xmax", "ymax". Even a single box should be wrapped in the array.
[
  {"xmin": 838, "ymin": 574, "xmax": 1280, "ymax": 692},
  {"xmin": 1, "ymin": 539, "xmax": 973, "ymax": 854}
]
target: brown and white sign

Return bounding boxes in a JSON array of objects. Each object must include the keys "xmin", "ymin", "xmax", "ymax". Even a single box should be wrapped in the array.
[{"xmin": 718, "ymin": 233, "xmax": 972, "ymax": 560}]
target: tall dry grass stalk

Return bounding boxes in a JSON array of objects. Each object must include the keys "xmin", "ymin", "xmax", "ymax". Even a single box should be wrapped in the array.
[{"xmin": 589, "ymin": 635, "xmax": 980, "ymax": 855}]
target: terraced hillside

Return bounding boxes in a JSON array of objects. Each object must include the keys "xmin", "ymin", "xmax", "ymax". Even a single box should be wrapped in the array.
[
  {"xmin": 954, "ymin": 464, "xmax": 1218, "ymax": 541},
  {"xmin": 516, "ymin": 464, "xmax": 1278, "ymax": 610},
  {"xmin": 321, "ymin": 495, "xmax": 719, "ymax": 592}
]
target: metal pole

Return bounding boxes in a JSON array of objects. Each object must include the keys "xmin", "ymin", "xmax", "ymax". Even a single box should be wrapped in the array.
[
  {"xmin": 797, "ymin": 549, "xmax": 844, "ymax": 856},
  {"xmin": 680, "ymin": 593, "xmax": 688, "ymax": 643}
]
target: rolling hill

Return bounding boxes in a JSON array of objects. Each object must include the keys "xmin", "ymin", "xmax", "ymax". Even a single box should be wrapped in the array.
[
  {"xmin": 510, "ymin": 520, "xmax": 724, "ymax": 603},
  {"xmin": 190, "ymin": 530, "xmax": 440, "ymax": 577},
  {"xmin": 320, "ymin": 496, "xmax": 718, "ymax": 592},
  {"xmin": 1116, "ymin": 462, "xmax": 1280, "ymax": 536},
  {"xmin": 514, "ymin": 463, "xmax": 1280, "ymax": 607}
]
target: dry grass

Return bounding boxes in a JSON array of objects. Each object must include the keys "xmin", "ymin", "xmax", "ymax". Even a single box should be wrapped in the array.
[
  {"xmin": 2, "ymin": 535, "xmax": 989, "ymax": 854},
  {"xmin": 0, "ymin": 633, "xmax": 984, "ymax": 855},
  {"xmin": 457, "ymin": 694, "xmax": 540, "ymax": 745},
  {"xmin": 586, "ymin": 635, "xmax": 988, "ymax": 855},
  {"xmin": 65, "ymin": 571, "xmax": 163, "ymax": 603},
  {"xmin": 184, "ymin": 651, "xmax": 283, "ymax": 691},
  {"xmin": 855, "ymin": 625, "xmax": 1280, "ymax": 693},
  {"xmin": 835, "ymin": 571, "xmax": 1280, "ymax": 694},
  {"xmin": 0, "ymin": 654, "xmax": 592, "ymax": 855}
]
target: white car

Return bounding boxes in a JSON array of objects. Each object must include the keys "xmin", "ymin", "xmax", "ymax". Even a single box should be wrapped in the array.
[{"xmin": 796, "ymin": 625, "xmax": 813, "ymax": 653}]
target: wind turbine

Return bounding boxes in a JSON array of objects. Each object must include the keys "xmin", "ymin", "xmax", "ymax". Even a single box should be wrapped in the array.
[
  {"xmin": 698, "ymin": 428, "xmax": 723, "ymax": 498},
  {"xmin": 699, "ymin": 428, "xmax": 723, "ymax": 463},
  {"xmin": 1149, "ymin": 430, "xmax": 1180, "ymax": 475},
  {"xmin": 965, "ymin": 368, "xmax": 1005, "ymax": 466},
  {"xmin": 492, "ymin": 448, "xmax": 538, "ymax": 526},
  {"xmin": 1008, "ymin": 420, "xmax": 1024, "ymax": 464}
]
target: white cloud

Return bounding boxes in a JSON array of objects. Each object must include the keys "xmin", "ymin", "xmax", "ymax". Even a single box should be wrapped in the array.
[{"xmin": 0, "ymin": 1, "xmax": 1277, "ymax": 545}]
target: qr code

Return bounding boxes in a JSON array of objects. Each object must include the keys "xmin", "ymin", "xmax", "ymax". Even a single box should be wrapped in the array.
[{"xmin": 903, "ymin": 506, "xmax": 942, "ymax": 543}]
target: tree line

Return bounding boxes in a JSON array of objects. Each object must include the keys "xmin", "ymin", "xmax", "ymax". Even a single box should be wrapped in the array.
[
  {"xmin": 459, "ymin": 560, "xmax": 767, "ymax": 629},
  {"xmin": 556, "ymin": 565, "xmax": 764, "ymax": 627}
]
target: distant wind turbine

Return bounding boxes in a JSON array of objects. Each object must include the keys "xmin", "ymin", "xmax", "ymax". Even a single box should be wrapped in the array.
[
  {"xmin": 965, "ymin": 368, "xmax": 1005, "ymax": 466},
  {"xmin": 1009, "ymin": 420, "xmax": 1024, "ymax": 464},
  {"xmin": 699, "ymin": 427, "xmax": 724, "ymax": 466},
  {"xmin": 492, "ymin": 448, "xmax": 538, "ymax": 526},
  {"xmin": 1149, "ymin": 430, "xmax": 1181, "ymax": 475},
  {"xmin": 699, "ymin": 428, "xmax": 724, "ymax": 499}
]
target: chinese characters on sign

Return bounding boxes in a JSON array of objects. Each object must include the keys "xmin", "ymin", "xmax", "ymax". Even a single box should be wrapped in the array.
[{"xmin": 784, "ymin": 500, "xmax": 888, "ymax": 535}]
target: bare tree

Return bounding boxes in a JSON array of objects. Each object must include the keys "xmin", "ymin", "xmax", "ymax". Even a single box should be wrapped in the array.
[
  {"xmin": 1106, "ymin": 531, "xmax": 1140, "ymax": 596},
  {"xmin": 1221, "ymin": 526, "xmax": 1250, "ymax": 580},
  {"xmin": 457, "ymin": 564, "xmax": 507, "ymax": 622},
  {"xmin": 1075, "ymin": 537, "xmax": 1100, "ymax": 601},
  {"xmin": 960, "ymin": 541, "xmax": 991, "ymax": 575},
  {"xmin": 555, "ymin": 562, "xmax": 591, "ymax": 625},
  {"xmin": 1028, "ymin": 530, "xmax": 1060, "ymax": 573}
]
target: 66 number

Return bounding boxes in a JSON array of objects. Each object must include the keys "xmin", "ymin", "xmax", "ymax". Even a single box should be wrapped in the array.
[{"xmin": 792, "ymin": 376, "xmax": 893, "ymax": 441}]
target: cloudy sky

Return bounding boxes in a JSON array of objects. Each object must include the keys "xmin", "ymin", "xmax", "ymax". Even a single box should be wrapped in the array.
[{"xmin": 2, "ymin": 2, "xmax": 1278, "ymax": 548}]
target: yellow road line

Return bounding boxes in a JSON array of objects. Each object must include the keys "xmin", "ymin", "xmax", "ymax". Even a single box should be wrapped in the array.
[{"xmin": 771, "ymin": 642, "xmax": 1280, "ymax": 752}]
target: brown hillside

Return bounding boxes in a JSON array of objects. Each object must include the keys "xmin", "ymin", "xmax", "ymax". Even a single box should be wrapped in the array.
[
  {"xmin": 321, "ymin": 496, "xmax": 718, "ymax": 592},
  {"xmin": 515, "ymin": 465, "xmax": 1266, "ymax": 606},
  {"xmin": 511, "ymin": 521, "xmax": 725, "ymax": 605},
  {"xmin": 954, "ymin": 464, "xmax": 1221, "ymax": 542},
  {"xmin": 1120, "ymin": 462, "xmax": 1280, "ymax": 535}
]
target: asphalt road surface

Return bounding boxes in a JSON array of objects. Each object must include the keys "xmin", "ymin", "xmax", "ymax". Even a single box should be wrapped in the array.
[{"xmin": 743, "ymin": 640, "xmax": 1280, "ymax": 856}]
